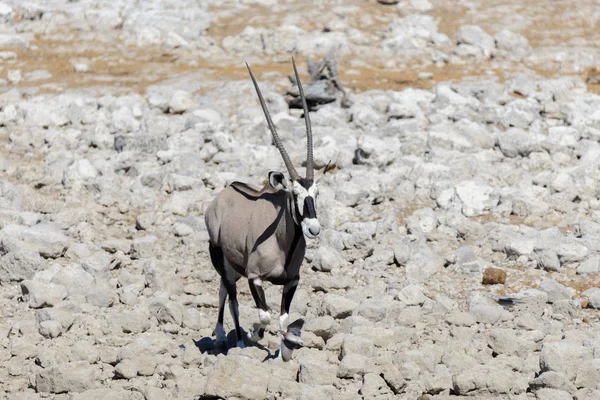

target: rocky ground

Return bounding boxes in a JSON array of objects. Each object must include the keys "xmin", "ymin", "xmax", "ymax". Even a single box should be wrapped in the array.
[{"xmin": 1, "ymin": 0, "xmax": 600, "ymax": 399}]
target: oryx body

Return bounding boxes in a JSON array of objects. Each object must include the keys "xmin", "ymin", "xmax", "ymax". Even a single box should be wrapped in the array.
[{"xmin": 204, "ymin": 59, "xmax": 322, "ymax": 360}]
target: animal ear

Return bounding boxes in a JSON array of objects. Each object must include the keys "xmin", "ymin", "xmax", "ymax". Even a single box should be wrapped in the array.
[{"xmin": 268, "ymin": 171, "xmax": 289, "ymax": 191}]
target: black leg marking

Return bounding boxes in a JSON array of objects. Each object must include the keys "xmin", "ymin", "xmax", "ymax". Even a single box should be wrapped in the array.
[
  {"xmin": 249, "ymin": 280, "xmax": 268, "ymax": 311},
  {"xmin": 249, "ymin": 279, "xmax": 269, "ymax": 340},
  {"xmin": 281, "ymin": 276, "xmax": 299, "ymax": 316},
  {"xmin": 209, "ymin": 243, "xmax": 228, "ymax": 347},
  {"xmin": 227, "ymin": 283, "xmax": 244, "ymax": 346},
  {"xmin": 209, "ymin": 242, "xmax": 244, "ymax": 347}
]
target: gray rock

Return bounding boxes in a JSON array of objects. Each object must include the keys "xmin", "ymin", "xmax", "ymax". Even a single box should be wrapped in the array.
[
  {"xmin": 35, "ymin": 362, "xmax": 96, "ymax": 393},
  {"xmin": 149, "ymin": 299, "xmax": 183, "ymax": 326},
  {"xmin": 204, "ymin": 355, "xmax": 270, "ymax": 400},
  {"xmin": 454, "ymin": 119, "xmax": 495, "ymax": 149},
  {"xmin": 384, "ymin": 14, "xmax": 440, "ymax": 51},
  {"xmin": 540, "ymin": 341, "xmax": 593, "ymax": 380},
  {"xmin": 455, "ymin": 25, "xmax": 496, "ymax": 58},
  {"xmin": 130, "ymin": 235, "xmax": 158, "ymax": 259},
  {"xmin": 341, "ymin": 334, "xmax": 375, "ymax": 359},
  {"xmin": 536, "ymin": 249, "xmax": 561, "ymax": 272},
  {"xmin": 497, "ymin": 127, "xmax": 541, "ymax": 157},
  {"xmin": 529, "ymin": 371, "xmax": 575, "ymax": 393},
  {"xmin": 360, "ymin": 372, "xmax": 393, "ymax": 397},
  {"xmin": 355, "ymin": 135, "xmax": 398, "ymax": 167},
  {"xmin": 354, "ymin": 299, "xmax": 388, "ymax": 322},
  {"xmin": 397, "ymin": 306, "xmax": 421, "ymax": 327},
  {"xmin": 0, "ymin": 34, "xmax": 29, "ymax": 49},
  {"xmin": 556, "ymin": 242, "xmax": 589, "ymax": 265},
  {"xmin": 500, "ymin": 99, "xmax": 539, "ymax": 128},
  {"xmin": 114, "ymin": 133, "xmax": 166, "ymax": 153},
  {"xmin": 381, "ymin": 365, "xmax": 406, "ymax": 394},
  {"xmin": 181, "ymin": 308, "xmax": 203, "ymax": 330},
  {"xmin": 508, "ymin": 289, "xmax": 549, "ymax": 317},
  {"xmin": 50, "ymin": 263, "xmax": 94, "ymax": 297},
  {"xmin": 20, "ymin": 280, "xmax": 67, "ymax": 308},
  {"xmin": 38, "ymin": 320, "xmax": 62, "ymax": 338},
  {"xmin": 304, "ymin": 316, "xmax": 337, "ymax": 341},
  {"xmin": 454, "ymin": 246, "xmax": 485, "ymax": 273},
  {"xmin": 535, "ymin": 388, "xmax": 573, "ymax": 400},
  {"xmin": 577, "ymin": 255, "xmax": 600, "ymax": 275},
  {"xmin": 63, "ymin": 159, "xmax": 99, "ymax": 186},
  {"xmin": 86, "ymin": 280, "xmax": 117, "ymax": 308},
  {"xmin": 143, "ymin": 260, "xmax": 184, "ymax": 295},
  {"xmin": 488, "ymin": 328, "xmax": 542, "ymax": 356},
  {"xmin": 455, "ymin": 181, "xmax": 499, "ymax": 217},
  {"xmin": 117, "ymin": 311, "xmax": 151, "ymax": 334},
  {"xmin": 312, "ymin": 246, "xmax": 345, "ymax": 272},
  {"xmin": 350, "ymin": 104, "xmax": 385, "ymax": 128},
  {"xmin": 0, "ymin": 250, "xmax": 46, "ymax": 283},
  {"xmin": 168, "ymin": 90, "xmax": 196, "ymax": 114},
  {"xmin": 0, "ymin": 224, "xmax": 69, "ymax": 258},
  {"xmin": 36, "ymin": 307, "xmax": 75, "ymax": 333},
  {"xmin": 405, "ymin": 244, "xmax": 444, "ymax": 283},
  {"xmin": 445, "ymin": 311, "xmax": 476, "ymax": 327},
  {"xmin": 335, "ymin": 181, "xmax": 369, "ymax": 207},
  {"xmin": 338, "ymin": 353, "xmax": 367, "ymax": 378},
  {"xmin": 114, "ymin": 358, "xmax": 138, "ymax": 379},
  {"xmin": 319, "ymin": 294, "xmax": 358, "ymax": 319},
  {"xmin": 69, "ymin": 341, "xmax": 99, "ymax": 364},
  {"xmin": 69, "ymin": 388, "xmax": 133, "ymax": 400},
  {"xmin": 468, "ymin": 302, "xmax": 503, "ymax": 325},
  {"xmin": 575, "ymin": 359, "xmax": 600, "ymax": 390},
  {"xmin": 395, "ymin": 284, "xmax": 426, "ymax": 306},
  {"xmin": 452, "ymin": 365, "xmax": 528, "ymax": 395},
  {"xmin": 584, "ymin": 288, "xmax": 600, "ymax": 309},
  {"xmin": 298, "ymin": 359, "xmax": 337, "ymax": 385},
  {"xmin": 494, "ymin": 29, "xmax": 530, "ymax": 60},
  {"xmin": 174, "ymin": 223, "xmax": 194, "ymax": 237},
  {"xmin": 538, "ymin": 279, "xmax": 575, "ymax": 303},
  {"xmin": 100, "ymin": 239, "xmax": 132, "ymax": 254},
  {"xmin": 0, "ymin": 3, "xmax": 13, "ymax": 23}
]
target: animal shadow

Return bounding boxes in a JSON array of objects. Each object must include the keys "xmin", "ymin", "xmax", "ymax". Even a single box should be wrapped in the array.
[{"xmin": 193, "ymin": 329, "xmax": 275, "ymax": 359}]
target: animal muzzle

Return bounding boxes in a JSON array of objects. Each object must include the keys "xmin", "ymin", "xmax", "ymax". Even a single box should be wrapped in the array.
[{"xmin": 302, "ymin": 218, "xmax": 321, "ymax": 238}]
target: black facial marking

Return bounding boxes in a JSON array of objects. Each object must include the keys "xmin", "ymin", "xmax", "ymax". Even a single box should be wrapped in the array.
[
  {"xmin": 297, "ymin": 178, "xmax": 314, "ymax": 189},
  {"xmin": 303, "ymin": 196, "xmax": 317, "ymax": 219}
]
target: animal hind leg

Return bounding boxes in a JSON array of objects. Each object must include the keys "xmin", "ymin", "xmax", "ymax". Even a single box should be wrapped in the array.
[
  {"xmin": 209, "ymin": 242, "xmax": 244, "ymax": 348},
  {"xmin": 248, "ymin": 278, "xmax": 270, "ymax": 343},
  {"xmin": 226, "ymin": 281, "xmax": 245, "ymax": 348},
  {"xmin": 209, "ymin": 243, "xmax": 228, "ymax": 347},
  {"xmin": 223, "ymin": 259, "xmax": 245, "ymax": 348},
  {"xmin": 215, "ymin": 279, "xmax": 227, "ymax": 347}
]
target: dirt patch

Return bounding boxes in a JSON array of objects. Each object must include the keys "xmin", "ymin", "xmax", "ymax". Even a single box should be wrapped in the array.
[{"xmin": 2, "ymin": 1, "xmax": 600, "ymax": 96}]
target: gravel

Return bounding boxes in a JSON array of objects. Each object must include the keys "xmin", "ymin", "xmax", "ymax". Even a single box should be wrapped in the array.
[{"xmin": 1, "ymin": 0, "xmax": 600, "ymax": 398}]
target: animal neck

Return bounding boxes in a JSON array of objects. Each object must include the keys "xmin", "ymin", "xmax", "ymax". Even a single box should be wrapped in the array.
[{"xmin": 287, "ymin": 191, "xmax": 302, "ymax": 227}]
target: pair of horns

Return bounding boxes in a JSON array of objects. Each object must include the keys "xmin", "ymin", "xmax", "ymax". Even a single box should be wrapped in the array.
[{"xmin": 246, "ymin": 58, "xmax": 314, "ymax": 182}]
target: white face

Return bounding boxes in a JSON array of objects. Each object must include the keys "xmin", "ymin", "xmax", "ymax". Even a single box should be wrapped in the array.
[{"xmin": 292, "ymin": 180, "xmax": 321, "ymax": 239}]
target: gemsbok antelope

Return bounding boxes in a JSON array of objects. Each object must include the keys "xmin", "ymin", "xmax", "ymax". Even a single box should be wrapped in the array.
[{"xmin": 204, "ymin": 59, "xmax": 324, "ymax": 360}]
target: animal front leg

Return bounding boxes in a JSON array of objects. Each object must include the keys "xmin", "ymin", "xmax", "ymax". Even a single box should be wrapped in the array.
[
  {"xmin": 278, "ymin": 277, "xmax": 303, "ymax": 361},
  {"xmin": 248, "ymin": 278, "xmax": 270, "ymax": 343},
  {"xmin": 279, "ymin": 276, "xmax": 299, "ymax": 331}
]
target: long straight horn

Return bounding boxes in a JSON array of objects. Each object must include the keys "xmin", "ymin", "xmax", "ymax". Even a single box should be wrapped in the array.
[
  {"xmin": 292, "ymin": 57, "xmax": 314, "ymax": 181},
  {"xmin": 246, "ymin": 63, "xmax": 300, "ymax": 181}
]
